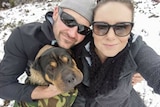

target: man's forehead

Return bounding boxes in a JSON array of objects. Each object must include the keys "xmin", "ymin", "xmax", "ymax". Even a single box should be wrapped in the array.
[{"xmin": 62, "ymin": 8, "xmax": 90, "ymax": 27}]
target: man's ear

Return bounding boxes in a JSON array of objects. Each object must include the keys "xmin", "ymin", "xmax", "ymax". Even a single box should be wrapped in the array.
[
  {"xmin": 31, "ymin": 57, "xmax": 42, "ymax": 72},
  {"xmin": 53, "ymin": 6, "xmax": 59, "ymax": 21}
]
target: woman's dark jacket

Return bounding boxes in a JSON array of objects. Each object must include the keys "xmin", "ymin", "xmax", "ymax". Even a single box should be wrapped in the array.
[{"xmin": 72, "ymin": 35, "xmax": 160, "ymax": 107}]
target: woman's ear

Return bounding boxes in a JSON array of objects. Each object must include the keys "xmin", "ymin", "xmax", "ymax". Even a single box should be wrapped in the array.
[{"xmin": 52, "ymin": 6, "xmax": 59, "ymax": 21}]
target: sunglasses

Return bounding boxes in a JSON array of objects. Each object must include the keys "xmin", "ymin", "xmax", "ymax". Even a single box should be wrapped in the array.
[
  {"xmin": 92, "ymin": 22, "xmax": 134, "ymax": 37},
  {"xmin": 58, "ymin": 8, "xmax": 91, "ymax": 36}
]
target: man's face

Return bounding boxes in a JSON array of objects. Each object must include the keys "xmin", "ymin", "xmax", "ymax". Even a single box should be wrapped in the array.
[{"xmin": 52, "ymin": 7, "xmax": 90, "ymax": 49}]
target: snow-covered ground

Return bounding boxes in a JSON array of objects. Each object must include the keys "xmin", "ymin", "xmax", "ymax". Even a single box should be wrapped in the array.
[{"xmin": 0, "ymin": 0, "xmax": 160, "ymax": 107}]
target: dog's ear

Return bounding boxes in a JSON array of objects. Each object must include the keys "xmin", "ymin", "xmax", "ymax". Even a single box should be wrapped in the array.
[
  {"xmin": 35, "ymin": 45, "xmax": 53, "ymax": 59},
  {"xmin": 31, "ymin": 57, "xmax": 43, "ymax": 72}
]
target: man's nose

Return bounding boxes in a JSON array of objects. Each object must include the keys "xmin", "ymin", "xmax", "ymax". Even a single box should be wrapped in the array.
[{"xmin": 68, "ymin": 26, "xmax": 78, "ymax": 38}]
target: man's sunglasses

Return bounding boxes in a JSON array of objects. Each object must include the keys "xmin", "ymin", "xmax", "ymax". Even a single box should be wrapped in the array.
[
  {"xmin": 92, "ymin": 22, "xmax": 134, "ymax": 37},
  {"xmin": 59, "ymin": 8, "xmax": 91, "ymax": 36}
]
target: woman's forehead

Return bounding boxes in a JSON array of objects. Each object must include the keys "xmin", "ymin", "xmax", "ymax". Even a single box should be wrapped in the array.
[{"xmin": 94, "ymin": 2, "xmax": 132, "ymax": 23}]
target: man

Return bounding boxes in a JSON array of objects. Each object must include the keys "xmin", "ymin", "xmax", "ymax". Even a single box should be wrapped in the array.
[{"xmin": 0, "ymin": 0, "xmax": 96, "ymax": 102}]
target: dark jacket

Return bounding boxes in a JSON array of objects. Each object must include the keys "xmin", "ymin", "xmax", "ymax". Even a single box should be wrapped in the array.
[
  {"xmin": 0, "ymin": 11, "xmax": 91, "ymax": 102},
  {"xmin": 0, "ymin": 11, "xmax": 57, "ymax": 102},
  {"xmin": 72, "ymin": 34, "xmax": 160, "ymax": 107}
]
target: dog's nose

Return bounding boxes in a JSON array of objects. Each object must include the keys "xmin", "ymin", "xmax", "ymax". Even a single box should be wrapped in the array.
[{"xmin": 64, "ymin": 73, "xmax": 76, "ymax": 84}]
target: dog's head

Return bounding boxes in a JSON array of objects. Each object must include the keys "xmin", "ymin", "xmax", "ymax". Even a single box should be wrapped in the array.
[{"xmin": 31, "ymin": 45, "xmax": 83, "ymax": 92}]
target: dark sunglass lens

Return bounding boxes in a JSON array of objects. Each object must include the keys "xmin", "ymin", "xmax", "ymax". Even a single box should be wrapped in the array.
[
  {"xmin": 63, "ymin": 19, "xmax": 77, "ymax": 27},
  {"xmin": 93, "ymin": 23, "xmax": 109, "ymax": 36},
  {"xmin": 114, "ymin": 23, "xmax": 133, "ymax": 36},
  {"xmin": 61, "ymin": 12, "xmax": 77, "ymax": 27},
  {"xmin": 78, "ymin": 25, "xmax": 90, "ymax": 35}
]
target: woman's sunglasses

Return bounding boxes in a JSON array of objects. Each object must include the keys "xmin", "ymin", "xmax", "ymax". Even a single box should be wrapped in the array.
[
  {"xmin": 59, "ymin": 8, "xmax": 91, "ymax": 36},
  {"xmin": 92, "ymin": 22, "xmax": 134, "ymax": 37}
]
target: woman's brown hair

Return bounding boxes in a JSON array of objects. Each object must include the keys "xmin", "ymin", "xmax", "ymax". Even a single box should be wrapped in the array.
[{"xmin": 94, "ymin": 0, "xmax": 135, "ymax": 21}]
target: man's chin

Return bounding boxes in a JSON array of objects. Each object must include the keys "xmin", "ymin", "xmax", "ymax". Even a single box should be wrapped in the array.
[{"xmin": 59, "ymin": 43, "xmax": 73, "ymax": 49}]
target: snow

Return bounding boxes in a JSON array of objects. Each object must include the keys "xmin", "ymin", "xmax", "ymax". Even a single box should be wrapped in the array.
[{"xmin": 0, "ymin": 0, "xmax": 160, "ymax": 107}]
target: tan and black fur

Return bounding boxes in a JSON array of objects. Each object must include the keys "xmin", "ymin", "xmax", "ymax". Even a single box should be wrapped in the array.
[{"xmin": 27, "ymin": 45, "xmax": 83, "ymax": 92}]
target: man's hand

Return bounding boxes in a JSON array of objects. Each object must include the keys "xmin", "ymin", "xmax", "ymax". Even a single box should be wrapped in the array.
[
  {"xmin": 31, "ymin": 84, "xmax": 62, "ymax": 100},
  {"xmin": 132, "ymin": 73, "xmax": 144, "ymax": 85}
]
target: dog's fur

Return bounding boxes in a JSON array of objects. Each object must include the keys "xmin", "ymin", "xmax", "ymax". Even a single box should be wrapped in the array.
[{"xmin": 27, "ymin": 45, "xmax": 83, "ymax": 92}]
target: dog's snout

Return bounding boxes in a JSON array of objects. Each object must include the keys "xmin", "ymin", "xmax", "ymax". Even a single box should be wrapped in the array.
[
  {"xmin": 57, "ymin": 67, "xmax": 83, "ymax": 92},
  {"xmin": 64, "ymin": 73, "xmax": 76, "ymax": 84}
]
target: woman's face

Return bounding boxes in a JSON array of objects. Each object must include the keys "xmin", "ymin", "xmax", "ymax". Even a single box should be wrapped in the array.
[{"xmin": 93, "ymin": 2, "xmax": 133, "ymax": 62}]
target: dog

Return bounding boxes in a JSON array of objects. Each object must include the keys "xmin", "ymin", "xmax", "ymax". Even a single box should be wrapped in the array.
[
  {"xmin": 12, "ymin": 45, "xmax": 83, "ymax": 107},
  {"xmin": 27, "ymin": 45, "xmax": 83, "ymax": 92}
]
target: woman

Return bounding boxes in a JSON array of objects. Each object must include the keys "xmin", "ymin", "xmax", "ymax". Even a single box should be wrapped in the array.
[{"xmin": 72, "ymin": 0, "xmax": 160, "ymax": 107}]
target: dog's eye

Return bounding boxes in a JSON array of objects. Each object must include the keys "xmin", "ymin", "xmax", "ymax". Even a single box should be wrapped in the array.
[{"xmin": 47, "ymin": 66, "xmax": 54, "ymax": 72}]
